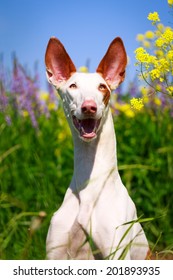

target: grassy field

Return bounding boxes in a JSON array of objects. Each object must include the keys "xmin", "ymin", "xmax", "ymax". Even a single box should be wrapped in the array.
[{"xmin": 0, "ymin": 97, "xmax": 173, "ymax": 259}]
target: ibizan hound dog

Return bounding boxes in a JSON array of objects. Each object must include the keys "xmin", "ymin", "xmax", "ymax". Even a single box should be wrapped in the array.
[{"xmin": 45, "ymin": 37, "xmax": 149, "ymax": 260}]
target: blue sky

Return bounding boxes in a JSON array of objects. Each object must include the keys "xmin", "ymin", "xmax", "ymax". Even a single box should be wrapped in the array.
[{"xmin": 0, "ymin": 0, "xmax": 171, "ymax": 90}]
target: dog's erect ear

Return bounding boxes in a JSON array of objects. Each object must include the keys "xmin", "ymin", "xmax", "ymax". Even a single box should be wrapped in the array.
[
  {"xmin": 96, "ymin": 37, "xmax": 127, "ymax": 89},
  {"xmin": 45, "ymin": 37, "xmax": 76, "ymax": 87}
]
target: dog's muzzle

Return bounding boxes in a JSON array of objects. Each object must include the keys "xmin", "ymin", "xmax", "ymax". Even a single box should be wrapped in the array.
[
  {"xmin": 72, "ymin": 100, "xmax": 102, "ymax": 141},
  {"xmin": 72, "ymin": 116, "xmax": 101, "ymax": 140}
]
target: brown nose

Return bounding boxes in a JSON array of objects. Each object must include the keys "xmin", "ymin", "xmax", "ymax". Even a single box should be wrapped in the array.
[{"xmin": 81, "ymin": 100, "xmax": 97, "ymax": 115}]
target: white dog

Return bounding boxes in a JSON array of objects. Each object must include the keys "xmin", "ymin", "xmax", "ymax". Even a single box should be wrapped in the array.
[{"xmin": 45, "ymin": 37, "xmax": 149, "ymax": 259}]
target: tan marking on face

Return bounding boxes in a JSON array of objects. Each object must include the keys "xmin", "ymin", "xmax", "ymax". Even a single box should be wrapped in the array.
[{"xmin": 98, "ymin": 83, "xmax": 111, "ymax": 106}]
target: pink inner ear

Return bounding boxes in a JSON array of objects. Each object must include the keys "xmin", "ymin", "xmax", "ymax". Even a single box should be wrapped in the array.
[
  {"xmin": 96, "ymin": 37, "xmax": 127, "ymax": 87},
  {"xmin": 45, "ymin": 37, "xmax": 76, "ymax": 83}
]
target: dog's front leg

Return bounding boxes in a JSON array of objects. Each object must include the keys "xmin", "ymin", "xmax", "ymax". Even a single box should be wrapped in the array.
[{"xmin": 46, "ymin": 189, "xmax": 79, "ymax": 260}]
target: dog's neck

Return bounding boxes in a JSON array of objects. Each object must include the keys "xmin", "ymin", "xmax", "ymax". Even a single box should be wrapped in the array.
[{"xmin": 69, "ymin": 108, "xmax": 118, "ymax": 194}]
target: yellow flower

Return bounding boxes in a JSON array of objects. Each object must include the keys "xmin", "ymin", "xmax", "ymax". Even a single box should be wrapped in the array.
[
  {"xmin": 140, "ymin": 86, "xmax": 149, "ymax": 95},
  {"xmin": 155, "ymin": 49, "xmax": 164, "ymax": 58},
  {"xmin": 135, "ymin": 47, "xmax": 158, "ymax": 73},
  {"xmin": 140, "ymin": 86, "xmax": 149, "ymax": 103},
  {"xmin": 130, "ymin": 98, "xmax": 144, "ymax": 111},
  {"xmin": 136, "ymin": 34, "xmax": 145, "ymax": 41},
  {"xmin": 48, "ymin": 102, "xmax": 57, "ymax": 111},
  {"xmin": 40, "ymin": 91, "xmax": 49, "ymax": 101},
  {"xmin": 154, "ymin": 97, "xmax": 161, "ymax": 106},
  {"xmin": 155, "ymin": 28, "xmax": 173, "ymax": 47},
  {"xmin": 155, "ymin": 84, "xmax": 162, "ymax": 92},
  {"xmin": 147, "ymin": 12, "xmax": 160, "ymax": 23},
  {"xmin": 135, "ymin": 47, "xmax": 150, "ymax": 63},
  {"xmin": 158, "ymin": 58, "xmax": 169, "ymax": 72},
  {"xmin": 135, "ymin": 6, "xmax": 173, "ymax": 98},
  {"xmin": 167, "ymin": 50, "xmax": 173, "ymax": 61},
  {"xmin": 147, "ymin": 57, "xmax": 169, "ymax": 82},
  {"xmin": 149, "ymin": 55, "xmax": 158, "ymax": 66},
  {"xmin": 125, "ymin": 109, "xmax": 135, "ymax": 118},
  {"xmin": 78, "ymin": 66, "xmax": 89, "ymax": 73},
  {"xmin": 166, "ymin": 86, "xmax": 173, "ymax": 95},
  {"xmin": 115, "ymin": 103, "xmax": 135, "ymax": 118},
  {"xmin": 145, "ymin": 31, "xmax": 155, "ymax": 39},
  {"xmin": 22, "ymin": 110, "xmax": 29, "ymax": 117},
  {"xmin": 149, "ymin": 69, "xmax": 161, "ymax": 81},
  {"xmin": 143, "ymin": 40, "xmax": 151, "ymax": 48},
  {"xmin": 168, "ymin": 0, "xmax": 173, "ymax": 6}
]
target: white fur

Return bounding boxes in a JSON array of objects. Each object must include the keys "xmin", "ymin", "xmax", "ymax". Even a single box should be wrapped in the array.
[{"xmin": 46, "ymin": 72, "xmax": 149, "ymax": 260}]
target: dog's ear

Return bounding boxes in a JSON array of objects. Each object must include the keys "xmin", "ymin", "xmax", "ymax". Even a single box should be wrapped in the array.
[
  {"xmin": 96, "ymin": 37, "xmax": 127, "ymax": 89},
  {"xmin": 45, "ymin": 37, "xmax": 76, "ymax": 87}
]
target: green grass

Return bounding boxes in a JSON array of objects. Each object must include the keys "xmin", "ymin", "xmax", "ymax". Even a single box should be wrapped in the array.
[
  {"xmin": 115, "ymin": 109, "xmax": 173, "ymax": 252},
  {"xmin": 0, "ymin": 104, "xmax": 172, "ymax": 259}
]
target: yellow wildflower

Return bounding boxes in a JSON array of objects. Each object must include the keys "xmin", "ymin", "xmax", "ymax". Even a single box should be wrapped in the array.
[
  {"xmin": 140, "ymin": 86, "xmax": 149, "ymax": 103},
  {"xmin": 135, "ymin": 4, "xmax": 173, "ymax": 100},
  {"xmin": 136, "ymin": 34, "xmax": 145, "ymax": 41},
  {"xmin": 135, "ymin": 47, "xmax": 150, "ymax": 63},
  {"xmin": 147, "ymin": 12, "xmax": 160, "ymax": 23},
  {"xmin": 155, "ymin": 84, "xmax": 162, "ymax": 92},
  {"xmin": 135, "ymin": 48, "xmax": 157, "ymax": 67},
  {"xmin": 159, "ymin": 58, "xmax": 169, "ymax": 72},
  {"xmin": 48, "ymin": 103, "xmax": 57, "ymax": 111},
  {"xmin": 149, "ymin": 55, "xmax": 158, "ymax": 66},
  {"xmin": 149, "ymin": 68, "xmax": 163, "ymax": 82},
  {"xmin": 168, "ymin": 0, "xmax": 173, "ymax": 6},
  {"xmin": 155, "ymin": 28, "xmax": 173, "ymax": 47},
  {"xmin": 154, "ymin": 97, "xmax": 161, "ymax": 106},
  {"xmin": 125, "ymin": 109, "xmax": 135, "ymax": 118},
  {"xmin": 78, "ymin": 66, "xmax": 89, "ymax": 73},
  {"xmin": 40, "ymin": 91, "xmax": 49, "ymax": 101},
  {"xmin": 155, "ymin": 49, "xmax": 164, "ymax": 58},
  {"xmin": 115, "ymin": 103, "xmax": 135, "ymax": 118},
  {"xmin": 143, "ymin": 40, "xmax": 151, "ymax": 48},
  {"xmin": 166, "ymin": 86, "xmax": 173, "ymax": 95},
  {"xmin": 167, "ymin": 50, "xmax": 173, "ymax": 61},
  {"xmin": 140, "ymin": 86, "xmax": 149, "ymax": 96},
  {"xmin": 22, "ymin": 110, "xmax": 29, "ymax": 117},
  {"xmin": 130, "ymin": 98, "xmax": 144, "ymax": 111},
  {"xmin": 145, "ymin": 31, "xmax": 155, "ymax": 39}
]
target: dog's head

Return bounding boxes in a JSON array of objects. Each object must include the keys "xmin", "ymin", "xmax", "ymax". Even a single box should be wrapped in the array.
[{"xmin": 45, "ymin": 37, "xmax": 127, "ymax": 141}]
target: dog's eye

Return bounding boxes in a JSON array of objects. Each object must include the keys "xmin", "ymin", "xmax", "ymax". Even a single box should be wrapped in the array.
[
  {"xmin": 69, "ymin": 83, "xmax": 77, "ymax": 89},
  {"xmin": 98, "ymin": 83, "xmax": 107, "ymax": 91}
]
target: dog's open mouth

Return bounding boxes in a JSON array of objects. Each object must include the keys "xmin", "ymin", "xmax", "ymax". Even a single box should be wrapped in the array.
[{"xmin": 72, "ymin": 116, "xmax": 101, "ymax": 140}]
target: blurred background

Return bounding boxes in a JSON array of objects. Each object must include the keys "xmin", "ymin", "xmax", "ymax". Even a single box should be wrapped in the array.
[{"xmin": 0, "ymin": 0, "xmax": 173, "ymax": 259}]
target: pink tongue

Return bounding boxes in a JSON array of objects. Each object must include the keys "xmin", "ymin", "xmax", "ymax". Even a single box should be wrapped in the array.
[{"xmin": 81, "ymin": 119, "xmax": 96, "ymax": 134}]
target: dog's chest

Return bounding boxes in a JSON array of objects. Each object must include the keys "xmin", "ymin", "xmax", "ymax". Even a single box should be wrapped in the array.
[{"xmin": 66, "ymin": 219, "xmax": 94, "ymax": 260}]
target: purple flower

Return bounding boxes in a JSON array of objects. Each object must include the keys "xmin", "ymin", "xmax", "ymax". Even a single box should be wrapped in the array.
[
  {"xmin": 10, "ymin": 55, "xmax": 49, "ymax": 128},
  {"xmin": 0, "ymin": 54, "xmax": 56, "ymax": 128}
]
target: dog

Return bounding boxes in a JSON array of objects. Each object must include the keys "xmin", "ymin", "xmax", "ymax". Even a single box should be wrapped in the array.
[{"xmin": 45, "ymin": 37, "xmax": 149, "ymax": 259}]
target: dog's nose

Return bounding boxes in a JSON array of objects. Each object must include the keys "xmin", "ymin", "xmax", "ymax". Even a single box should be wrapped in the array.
[{"xmin": 81, "ymin": 100, "xmax": 97, "ymax": 115}]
